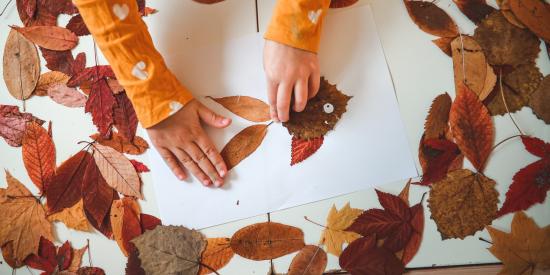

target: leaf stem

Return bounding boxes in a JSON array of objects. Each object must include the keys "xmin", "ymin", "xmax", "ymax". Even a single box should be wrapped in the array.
[
  {"xmin": 498, "ymin": 69, "xmax": 523, "ymax": 136},
  {"xmin": 479, "ymin": 237, "xmax": 493, "ymax": 245},
  {"xmin": 304, "ymin": 216, "xmax": 327, "ymax": 229},
  {"xmin": 480, "ymin": 134, "xmax": 523, "ymax": 173},
  {"xmin": 0, "ymin": 0, "xmax": 12, "ymax": 16}
]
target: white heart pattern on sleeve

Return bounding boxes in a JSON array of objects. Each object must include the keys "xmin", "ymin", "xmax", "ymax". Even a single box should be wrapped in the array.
[
  {"xmin": 308, "ymin": 9, "xmax": 322, "ymax": 24},
  {"xmin": 112, "ymin": 3, "xmax": 130, "ymax": 21},
  {"xmin": 131, "ymin": 61, "xmax": 148, "ymax": 80},
  {"xmin": 169, "ymin": 101, "xmax": 183, "ymax": 115}
]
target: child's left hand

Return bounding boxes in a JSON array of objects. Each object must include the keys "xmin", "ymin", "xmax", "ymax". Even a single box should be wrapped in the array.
[{"xmin": 263, "ymin": 40, "xmax": 321, "ymax": 122}]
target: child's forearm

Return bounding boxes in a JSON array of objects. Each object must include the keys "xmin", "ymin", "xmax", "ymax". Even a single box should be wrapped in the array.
[
  {"xmin": 74, "ymin": 0, "xmax": 193, "ymax": 128},
  {"xmin": 265, "ymin": 0, "xmax": 331, "ymax": 53}
]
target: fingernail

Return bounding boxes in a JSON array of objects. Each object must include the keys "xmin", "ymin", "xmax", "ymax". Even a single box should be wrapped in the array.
[
  {"xmin": 178, "ymin": 174, "xmax": 185, "ymax": 181},
  {"xmin": 203, "ymin": 179, "xmax": 211, "ymax": 186},
  {"xmin": 220, "ymin": 169, "xmax": 226, "ymax": 177},
  {"xmin": 214, "ymin": 180, "xmax": 223, "ymax": 187},
  {"xmin": 222, "ymin": 118, "xmax": 230, "ymax": 124}
]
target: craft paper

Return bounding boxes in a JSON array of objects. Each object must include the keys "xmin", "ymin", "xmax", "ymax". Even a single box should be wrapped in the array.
[{"xmin": 146, "ymin": 4, "xmax": 418, "ymax": 228}]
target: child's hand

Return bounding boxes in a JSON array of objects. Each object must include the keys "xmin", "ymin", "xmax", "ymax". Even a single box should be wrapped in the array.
[
  {"xmin": 263, "ymin": 40, "xmax": 321, "ymax": 122},
  {"xmin": 146, "ymin": 99, "xmax": 231, "ymax": 187}
]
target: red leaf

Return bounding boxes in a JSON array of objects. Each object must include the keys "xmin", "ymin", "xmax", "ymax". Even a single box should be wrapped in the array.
[
  {"xmin": 291, "ymin": 136, "xmax": 324, "ymax": 165},
  {"xmin": 0, "ymin": 105, "xmax": 44, "ymax": 147},
  {"xmin": 119, "ymin": 204, "xmax": 142, "ymax": 255},
  {"xmin": 25, "ymin": 237, "xmax": 57, "ymax": 273},
  {"xmin": 339, "ymin": 236, "xmax": 405, "ymax": 275},
  {"xmin": 56, "ymin": 241, "xmax": 72, "ymax": 271},
  {"xmin": 16, "ymin": 0, "xmax": 56, "ymax": 27},
  {"xmin": 125, "ymin": 250, "xmax": 145, "ymax": 275},
  {"xmin": 72, "ymin": 52, "xmax": 87, "ymax": 76},
  {"xmin": 497, "ymin": 160, "xmax": 550, "ymax": 217},
  {"xmin": 130, "ymin": 159, "xmax": 150, "ymax": 173},
  {"xmin": 66, "ymin": 14, "xmax": 90, "ymax": 36},
  {"xmin": 418, "ymin": 137, "xmax": 461, "ymax": 185},
  {"xmin": 22, "ymin": 121, "xmax": 56, "ymax": 193},
  {"xmin": 521, "ymin": 136, "xmax": 550, "ymax": 159},
  {"xmin": 85, "ymin": 79, "xmax": 116, "ymax": 137},
  {"xmin": 24, "ymin": 0, "xmax": 36, "ymax": 18},
  {"xmin": 139, "ymin": 213, "xmax": 162, "ymax": 232},
  {"xmin": 375, "ymin": 190, "xmax": 411, "ymax": 220},
  {"xmin": 46, "ymin": 151, "xmax": 92, "ymax": 213},
  {"xmin": 82, "ymin": 160, "xmax": 115, "ymax": 227},
  {"xmin": 113, "ymin": 92, "xmax": 138, "ymax": 142},
  {"xmin": 84, "ymin": 190, "xmax": 119, "ymax": 239},
  {"xmin": 401, "ymin": 203, "xmax": 424, "ymax": 265},
  {"xmin": 77, "ymin": 267, "xmax": 106, "ymax": 275},
  {"xmin": 347, "ymin": 209, "xmax": 403, "ymax": 239},
  {"xmin": 452, "ymin": 0, "xmax": 495, "ymax": 24},
  {"xmin": 40, "ymin": 48, "xmax": 74, "ymax": 76},
  {"xmin": 47, "ymin": 0, "xmax": 78, "ymax": 16},
  {"xmin": 68, "ymin": 65, "xmax": 116, "ymax": 87}
]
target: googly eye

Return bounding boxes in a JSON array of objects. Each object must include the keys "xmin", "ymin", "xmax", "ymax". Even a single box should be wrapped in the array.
[{"xmin": 323, "ymin": 103, "xmax": 334, "ymax": 114}]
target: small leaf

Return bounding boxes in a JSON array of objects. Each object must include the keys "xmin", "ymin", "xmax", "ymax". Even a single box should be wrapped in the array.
[
  {"xmin": 140, "ymin": 213, "xmax": 162, "ymax": 232},
  {"xmin": 48, "ymin": 83, "xmax": 87, "ymax": 108},
  {"xmin": 113, "ymin": 92, "xmax": 138, "ymax": 142},
  {"xmin": 11, "ymin": 25, "xmax": 78, "ymax": 51},
  {"xmin": 3, "ymin": 29, "xmax": 40, "ymax": 100},
  {"xmin": 85, "ymin": 79, "xmax": 116, "ymax": 137},
  {"xmin": 0, "ymin": 105, "xmax": 44, "ymax": 147},
  {"xmin": 130, "ymin": 159, "xmax": 150, "ymax": 173},
  {"xmin": 404, "ymin": 0, "xmax": 459, "ymax": 37},
  {"xmin": 423, "ymin": 93, "xmax": 452, "ymax": 140},
  {"xmin": 291, "ymin": 136, "xmax": 323, "ymax": 166},
  {"xmin": 221, "ymin": 124, "xmax": 268, "ymax": 170},
  {"xmin": 208, "ymin": 96, "xmax": 270, "ymax": 122},
  {"xmin": 198, "ymin": 238, "xmax": 234, "ymax": 275},
  {"xmin": 35, "ymin": 71, "xmax": 70, "ymax": 96},
  {"xmin": 418, "ymin": 137, "xmax": 461, "ymax": 185},
  {"xmin": 66, "ymin": 14, "xmax": 90, "ymax": 36},
  {"xmin": 22, "ymin": 121, "xmax": 56, "ymax": 193},
  {"xmin": 288, "ymin": 245, "xmax": 327, "ymax": 275},
  {"xmin": 432, "ymin": 37, "xmax": 453, "ymax": 57}
]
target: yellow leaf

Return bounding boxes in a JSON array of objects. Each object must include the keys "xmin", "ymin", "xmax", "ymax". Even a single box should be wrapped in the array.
[
  {"xmin": 319, "ymin": 203, "xmax": 363, "ymax": 256},
  {"xmin": 48, "ymin": 199, "xmax": 90, "ymax": 232}
]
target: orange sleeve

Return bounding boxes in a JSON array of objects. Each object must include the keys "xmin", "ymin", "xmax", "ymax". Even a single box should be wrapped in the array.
[
  {"xmin": 264, "ymin": 0, "xmax": 331, "ymax": 53},
  {"xmin": 73, "ymin": 0, "xmax": 193, "ymax": 128}
]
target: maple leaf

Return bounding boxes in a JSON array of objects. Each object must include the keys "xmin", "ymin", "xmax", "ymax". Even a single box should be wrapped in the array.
[
  {"xmin": 221, "ymin": 124, "xmax": 268, "ymax": 170},
  {"xmin": 319, "ymin": 203, "xmax": 363, "ymax": 256},
  {"xmin": 130, "ymin": 159, "xmax": 150, "ymax": 173},
  {"xmin": 339, "ymin": 236, "xmax": 405, "ymax": 275},
  {"xmin": 25, "ymin": 237, "xmax": 76, "ymax": 274},
  {"xmin": 85, "ymin": 79, "xmax": 117, "ymax": 137},
  {"xmin": 11, "ymin": 25, "xmax": 79, "ymax": 51},
  {"xmin": 291, "ymin": 136, "xmax": 324, "ymax": 166},
  {"xmin": 48, "ymin": 199, "xmax": 91, "ymax": 232},
  {"xmin": 0, "ymin": 171, "xmax": 54, "ymax": 264},
  {"xmin": 403, "ymin": 0, "xmax": 458, "ymax": 38},
  {"xmin": 3, "ymin": 29, "xmax": 40, "ymax": 100},
  {"xmin": 113, "ymin": 92, "xmax": 138, "ymax": 142},
  {"xmin": 90, "ymin": 132, "xmax": 149, "ymax": 155},
  {"xmin": 0, "ymin": 105, "xmax": 44, "ymax": 147},
  {"xmin": 132, "ymin": 225, "xmax": 206, "ymax": 275},
  {"xmin": 452, "ymin": 0, "xmax": 495, "ymax": 24},
  {"xmin": 66, "ymin": 14, "xmax": 90, "ymax": 36},
  {"xmin": 486, "ymin": 212, "xmax": 550, "ymax": 275},
  {"xmin": 230, "ymin": 222, "xmax": 305, "ymax": 261},
  {"xmin": 198, "ymin": 238, "xmax": 234, "ymax": 275},
  {"xmin": 287, "ymin": 245, "xmax": 327, "ymax": 275},
  {"xmin": 418, "ymin": 137, "xmax": 461, "ymax": 185},
  {"xmin": 208, "ymin": 95, "xmax": 271, "ymax": 123},
  {"xmin": 22, "ymin": 121, "xmax": 56, "ymax": 193},
  {"xmin": 111, "ymin": 198, "xmax": 142, "ymax": 256},
  {"xmin": 497, "ymin": 136, "xmax": 550, "ymax": 217},
  {"xmin": 81, "ymin": 160, "xmax": 114, "ymax": 227}
]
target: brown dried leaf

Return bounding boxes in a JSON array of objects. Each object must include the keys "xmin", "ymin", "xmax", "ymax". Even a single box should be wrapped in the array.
[
  {"xmin": 432, "ymin": 37, "xmax": 454, "ymax": 57},
  {"xmin": 35, "ymin": 71, "xmax": 70, "ymax": 96},
  {"xmin": 22, "ymin": 121, "xmax": 55, "ymax": 193},
  {"xmin": 48, "ymin": 84, "xmax": 87, "ymax": 108},
  {"xmin": 208, "ymin": 96, "xmax": 270, "ymax": 122},
  {"xmin": 198, "ymin": 238, "xmax": 234, "ymax": 275},
  {"xmin": 284, "ymin": 77, "xmax": 351, "ymax": 139},
  {"xmin": 424, "ymin": 93, "xmax": 452, "ymax": 139},
  {"xmin": 428, "ymin": 169, "xmax": 499, "ymax": 239},
  {"xmin": 3, "ymin": 29, "xmax": 40, "ymax": 100},
  {"xmin": 48, "ymin": 199, "xmax": 91, "ymax": 232},
  {"xmin": 288, "ymin": 245, "xmax": 327, "ymax": 275},
  {"xmin": 529, "ymin": 75, "xmax": 550, "ymax": 124},
  {"xmin": 230, "ymin": 222, "xmax": 305, "ymax": 260},
  {"xmin": 451, "ymin": 36, "xmax": 488, "ymax": 99},
  {"xmin": 508, "ymin": 0, "xmax": 550, "ymax": 42},
  {"xmin": 404, "ymin": 0, "xmax": 459, "ymax": 37},
  {"xmin": 11, "ymin": 25, "xmax": 78, "ymax": 51},
  {"xmin": 496, "ymin": 0, "xmax": 526, "ymax": 28},
  {"xmin": 68, "ymin": 245, "xmax": 88, "ymax": 272},
  {"xmin": 504, "ymin": 62, "xmax": 543, "ymax": 98},
  {"xmin": 90, "ymin": 132, "xmax": 149, "ymax": 155},
  {"xmin": 221, "ymin": 124, "xmax": 268, "ymax": 170},
  {"xmin": 452, "ymin": 0, "xmax": 495, "ymax": 24}
]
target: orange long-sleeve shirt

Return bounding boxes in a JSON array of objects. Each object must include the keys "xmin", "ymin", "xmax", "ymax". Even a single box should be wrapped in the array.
[{"xmin": 74, "ymin": 0, "xmax": 331, "ymax": 128}]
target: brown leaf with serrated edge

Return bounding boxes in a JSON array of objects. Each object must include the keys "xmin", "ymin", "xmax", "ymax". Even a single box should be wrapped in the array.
[
  {"xmin": 66, "ymin": 14, "xmax": 90, "ymax": 36},
  {"xmin": 452, "ymin": 0, "xmax": 495, "ymax": 24},
  {"xmin": 330, "ymin": 0, "xmax": 358, "ymax": 8},
  {"xmin": 432, "ymin": 37, "xmax": 454, "ymax": 57},
  {"xmin": 22, "ymin": 121, "xmax": 55, "ymax": 193},
  {"xmin": 48, "ymin": 199, "xmax": 91, "ymax": 232},
  {"xmin": 92, "ymin": 143, "xmax": 143, "ymax": 199},
  {"xmin": 113, "ymin": 92, "xmax": 138, "ymax": 142},
  {"xmin": 11, "ymin": 25, "xmax": 78, "ymax": 51},
  {"xmin": 111, "ymin": 198, "xmax": 142, "ymax": 256},
  {"xmin": 339, "ymin": 236, "xmax": 405, "ymax": 275},
  {"xmin": 484, "ymin": 76, "xmax": 528, "ymax": 116},
  {"xmin": 473, "ymin": 11, "xmax": 539, "ymax": 67},
  {"xmin": 319, "ymin": 203, "xmax": 363, "ymax": 256},
  {"xmin": 496, "ymin": 0, "xmax": 526, "ymax": 28},
  {"xmin": 0, "ymin": 171, "xmax": 54, "ymax": 264},
  {"xmin": 508, "ymin": 0, "xmax": 550, "ymax": 42},
  {"xmin": 90, "ymin": 132, "xmax": 148, "ymax": 155},
  {"xmin": 46, "ymin": 151, "xmax": 92, "ymax": 213},
  {"xmin": 451, "ymin": 36, "xmax": 489, "ymax": 100},
  {"xmin": 449, "ymin": 84, "xmax": 494, "ymax": 172},
  {"xmin": 230, "ymin": 222, "xmax": 305, "ymax": 261},
  {"xmin": 424, "ymin": 93, "xmax": 452, "ymax": 139},
  {"xmin": 486, "ymin": 212, "xmax": 550, "ymax": 274},
  {"xmin": 221, "ymin": 124, "xmax": 268, "ymax": 170},
  {"xmin": 291, "ymin": 136, "xmax": 324, "ymax": 166},
  {"xmin": 404, "ymin": 0, "xmax": 459, "ymax": 38},
  {"xmin": 48, "ymin": 84, "xmax": 87, "ymax": 108},
  {"xmin": 198, "ymin": 238, "xmax": 234, "ymax": 275},
  {"xmin": 132, "ymin": 225, "xmax": 206, "ymax": 275},
  {"xmin": 82, "ymin": 160, "xmax": 114, "ymax": 226},
  {"xmin": 3, "ymin": 29, "xmax": 40, "ymax": 100},
  {"xmin": 529, "ymin": 75, "xmax": 550, "ymax": 124},
  {"xmin": 428, "ymin": 169, "xmax": 498, "ymax": 239},
  {"xmin": 35, "ymin": 71, "xmax": 70, "ymax": 96},
  {"xmin": 288, "ymin": 245, "xmax": 327, "ymax": 275},
  {"xmin": 208, "ymin": 96, "xmax": 270, "ymax": 122}
]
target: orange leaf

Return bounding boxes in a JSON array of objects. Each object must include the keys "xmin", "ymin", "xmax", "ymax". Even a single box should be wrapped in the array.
[
  {"xmin": 11, "ymin": 25, "xmax": 78, "ymax": 51},
  {"xmin": 221, "ymin": 124, "xmax": 268, "ymax": 170},
  {"xmin": 198, "ymin": 238, "xmax": 234, "ymax": 275},
  {"xmin": 47, "ymin": 199, "xmax": 91, "ymax": 232},
  {"xmin": 508, "ymin": 0, "xmax": 550, "ymax": 43},
  {"xmin": 208, "ymin": 96, "xmax": 270, "ymax": 123},
  {"xmin": 22, "ymin": 121, "xmax": 55, "ymax": 193},
  {"xmin": 90, "ymin": 132, "xmax": 149, "ymax": 155},
  {"xmin": 111, "ymin": 198, "xmax": 142, "ymax": 256},
  {"xmin": 404, "ymin": 0, "xmax": 459, "ymax": 38},
  {"xmin": 449, "ymin": 84, "xmax": 494, "ymax": 172},
  {"xmin": 291, "ymin": 136, "xmax": 323, "ymax": 166},
  {"xmin": 288, "ymin": 245, "xmax": 327, "ymax": 275},
  {"xmin": 432, "ymin": 37, "xmax": 454, "ymax": 57}
]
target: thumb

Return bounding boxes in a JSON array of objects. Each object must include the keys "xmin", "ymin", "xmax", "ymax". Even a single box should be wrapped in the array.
[{"xmin": 198, "ymin": 104, "xmax": 231, "ymax": 128}]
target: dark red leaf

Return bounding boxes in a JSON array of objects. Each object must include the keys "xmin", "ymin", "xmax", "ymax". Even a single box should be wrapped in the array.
[
  {"xmin": 347, "ymin": 209, "xmax": 403, "ymax": 239},
  {"xmin": 24, "ymin": 0, "xmax": 37, "ymax": 18},
  {"xmin": 125, "ymin": 250, "xmax": 145, "ymax": 275},
  {"xmin": 419, "ymin": 137, "xmax": 461, "ymax": 185},
  {"xmin": 375, "ymin": 189, "xmax": 411, "ymax": 220},
  {"xmin": 291, "ymin": 136, "xmax": 324, "ymax": 165},
  {"xmin": 56, "ymin": 241, "xmax": 72, "ymax": 271},
  {"xmin": 121, "ymin": 206, "xmax": 142, "ymax": 254},
  {"xmin": 16, "ymin": 0, "xmax": 56, "ymax": 26},
  {"xmin": 68, "ymin": 66, "xmax": 116, "ymax": 87},
  {"xmin": 113, "ymin": 92, "xmax": 138, "ymax": 142},
  {"xmin": 339, "ymin": 236, "xmax": 405, "ymax": 275},
  {"xmin": 139, "ymin": 213, "xmax": 162, "ymax": 232},
  {"xmin": 401, "ymin": 203, "xmax": 425, "ymax": 265},
  {"xmin": 84, "ymin": 190, "xmax": 119, "ymax": 239},
  {"xmin": 66, "ymin": 14, "xmax": 90, "ymax": 36},
  {"xmin": 85, "ymin": 79, "xmax": 117, "ymax": 137},
  {"xmin": 46, "ymin": 151, "xmax": 92, "ymax": 213},
  {"xmin": 130, "ymin": 159, "xmax": 150, "ymax": 173},
  {"xmin": 82, "ymin": 160, "xmax": 115, "ymax": 226},
  {"xmin": 24, "ymin": 237, "xmax": 57, "ymax": 273},
  {"xmin": 72, "ymin": 52, "xmax": 87, "ymax": 76},
  {"xmin": 48, "ymin": 0, "xmax": 78, "ymax": 16},
  {"xmin": 452, "ymin": 0, "xmax": 495, "ymax": 24},
  {"xmin": 77, "ymin": 267, "xmax": 106, "ymax": 275},
  {"xmin": 40, "ymin": 48, "xmax": 75, "ymax": 76},
  {"xmin": 521, "ymin": 136, "xmax": 550, "ymax": 159}
]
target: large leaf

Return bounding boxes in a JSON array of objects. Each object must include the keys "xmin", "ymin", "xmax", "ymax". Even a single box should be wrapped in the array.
[
  {"xmin": 529, "ymin": 75, "xmax": 550, "ymax": 124},
  {"xmin": 22, "ymin": 121, "xmax": 55, "ymax": 193},
  {"xmin": 81, "ymin": 160, "xmax": 114, "ymax": 226},
  {"xmin": 208, "ymin": 96, "xmax": 270, "ymax": 122},
  {"xmin": 11, "ymin": 25, "xmax": 78, "ymax": 51},
  {"xmin": 221, "ymin": 124, "xmax": 268, "ymax": 170},
  {"xmin": 113, "ymin": 92, "xmax": 138, "ymax": 142},
  {"xmin": 3, "ymin": 29, "xmax": 40, "ymax": 100},
  {"xmin": 403, "ymin": 0, "xmax": 459, "ymax": 37}
]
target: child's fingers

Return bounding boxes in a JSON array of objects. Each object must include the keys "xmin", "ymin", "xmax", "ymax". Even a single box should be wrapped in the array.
[
  {"xmin": 185, "ymin": 142, "xmax": 223, "ymax": 187},
  {"xmin": 174, "ymin": 148, "xmax": 211, "ymax": 186},
  {"xmin": 195, "ymin": 134, "xmax": 227, "ymax": 179},
  {"xmin": 158, "ymin": 148, "xmax": 187, "ymax": 181},
  {"xmin": 293, "ymin": 78, "xmax": 308, "ymax": 112},
  {"xmin": 308, "ymin": 70, "xmax": 321, "ymax": 99},
  {"xmin": 198, "ymin": 105, "xmax": 231, "ymax": 128},
  {"xmin": 276, "ymin": 82, "xmax": 292, "ymax": 122},
  {"xmin": 267, "ymin": 80, "xmax": 279, "ymax": 122}
]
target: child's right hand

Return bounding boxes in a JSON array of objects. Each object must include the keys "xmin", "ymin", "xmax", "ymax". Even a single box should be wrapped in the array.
[{"xmin": 146, "ymin": 99, "xmax": 231, "ymax": 187}]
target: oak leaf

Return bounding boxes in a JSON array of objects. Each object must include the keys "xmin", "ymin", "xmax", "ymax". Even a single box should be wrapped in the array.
[
  {"xmin": 66, "ymin": 14, "xmax": 90, "ymax": 36},
  {"xmin": 221, "ymin": 124, "xmax": 268, "ymax": 170},
  {"xmin": 92, "ymin": 143, "xmax": 143, "ymax": 198},
  {"xmin": 428, "ymin": 169, "xmax": 499, "ymax": 239},
  {"xmin": 198, "ymin": 238, "xmax": 234, "ymax": 275},
  {"xmin": 0, "ymin": 171, "xmax": 54, "ymax": 264},
  {"xmin": 81, "ymin": 160, "xmax": 114, "ymax": 227},
  {"xmin": 3, "ymin": 29, "xmax": 40, "ymax": 100},
  {"xmin": 508, "ymin": 0, "xmax": 550, "ymax": 43},
  {"xmin": 287, "ymin": 245, "xmax": 327, "ymax": 275},
  {"xmin": 90, "ymin": 132, "xmax": 149, "ymax": 155},
  {"xmin": 11, "ymin": 25, "xmax": 78, "ymax": 51},
  {"xmin": 423, "ymin": 93, "xmax": 452, "ymax": 140},
  {"xmin": 319, "ymin": 203, "xmax": 363, "ymax": 256},
  {"xmin": 339, "ymin": 236, "xmax": 405, "ymax": 275},
  {"xmin": 48, "ymin": 199, "xmax": 90, "ymax": 232},
  {"xmin": 22, "ymin": 121, "xmax": 56, "ymax": 193},
  {"xmin": 35, "ymin": 71, "xmax": 70, "ymax": 96},
  {"xmin": 487, "ymin": 212, "xmax": 550, "ymax": 275},
  {"xmin": 291, "ymin": 136, "xmax": 323, "ymax": 166},
  {"xmin": 403, "ymin": 0, "xmax": 459, "ymax": 37},
  {"xmin": 111, "ymin": 198, "xmax": 142, "ymax": 256},
  {"xmin": 230, "ymin": 222, "xmax": 305, "ymax": 260},
  {"xmin": 113, "ymin": 92, "xmax": 138, "ymax": 142},
  {"xmin": 529, "ymin": 75, "xmax": 550, "ymax": 124},
  {"xmin": 48, "ymin": 84, "xmax": 87, "ymax": 108},
  {"xmin": 452, "ymin": 0, "xmax": 494, "ymax": 24},
  {"xmin": 85, "ymin": 79, "xmax": 116, "ymax": 137},
  {"xmin": 208, "ymin": 96, "xmax": 270, "ymax": 122},
  {"xmin": 132, "ymin": 225, "xmax": 206, "ymax": 275}
]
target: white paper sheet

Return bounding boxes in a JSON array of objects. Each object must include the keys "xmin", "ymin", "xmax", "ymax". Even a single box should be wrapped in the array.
[{"xmin": 146, "ymin": 4, "xmax": 418, "ymax": 229}]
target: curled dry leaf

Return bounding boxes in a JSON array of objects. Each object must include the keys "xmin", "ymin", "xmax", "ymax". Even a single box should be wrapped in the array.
[
  {"xmin": 132, "ymin": 225, "xmax": 206, "ymax": 275},
  {"xmin": 230, "ymin": 222, "xmax": 305, "ymax": 260},
  {"xmin": 452, "ymin": 0, "xmax": 494, "ymax": 24},
  {"xmin": 48, "ymin": 199, "xmax": 91, "ymax": 232},
  {"xmin": 529, "ymin": 75, "xmax": 550, "ymax": 124},
  {"xmin": 449, "ymin": 84, "xmax": 494, "ymax": 172},
  {"xmin": 288, "ymin": 245, "xmax": 327, "ymax": 275},
  {"xmin": 208, "ymin": 96, "xmax": 270, "ymax": 122},
  {"xmin": 90, "ymin": 132, "xmax": 149, "ymax": 155},
  {"xmin": 451, "ymin": 36, "xmax": 493, "ymax": 100},
  {"xmin": 404, "ymin": 0, "xmax": 459, "ymax": 38},
  {"xmin": 82, "ymin": 160, "xmax": 114, "ymax": 227},
  {"xmin": 35, "ymin": 71, "xmax": 70, "ymax": 96},
  {"xmin": 221, "ymin": 124, "xmax": 268, "ymax": 170},
  {"xmin": 22, "ymin": 121, "xmax": 55, "ymax": 193},
  {"xmin": 319, "ymin": 203, "xmax": 363, "ymax": 256},
  {"xmin": 432, "ymin": 37, "xmax": 454, "ymax": 57},
  {"xmin": 424, "ymin": 93, "xmax": 452, "ymax": 139},
  {"xmin": 3, "ymin": 29, "xmax": 40, "ymax": 100},
  {"xmin": 330, "ymin": 0, "xmax": 358, "ymax": 8},
  {"xmin": 291, "ymin": 136, "xmax": 324, "ymax": 166},
  {"xmin": 508, "ymin": 0, "xmax": 550, "ymax": 42},
  {"xmin": 198, "ymin": 238, "xmax": 234, "ymax": 275},
  {"xmin": 48, "ymin": 84, "xmax": 87, "ymax": 108},
  {"xmin": 428, "ymin": 169, "xmax": 499, "ymax": 239},
  {"xmin": 486, "ymin": 212, "xmax": 550, "ymax": 275},
  {"xmin": 11, "ymin": 25, "xmax": 78, "ymax": 51},
  {"xmin": 111, "ymin": 198, "xmax": 142, "ymax": 256},
  {"xmin": 339, "ymin": 236, "xmax": 405, "ymax": 275},
  {"xmin": 92, "ymin": 143, "xmax": 143, "ymax": 199},
  {"xmin": 0, "ymin": 171, "xmax": 54, "ymax": 264}
]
